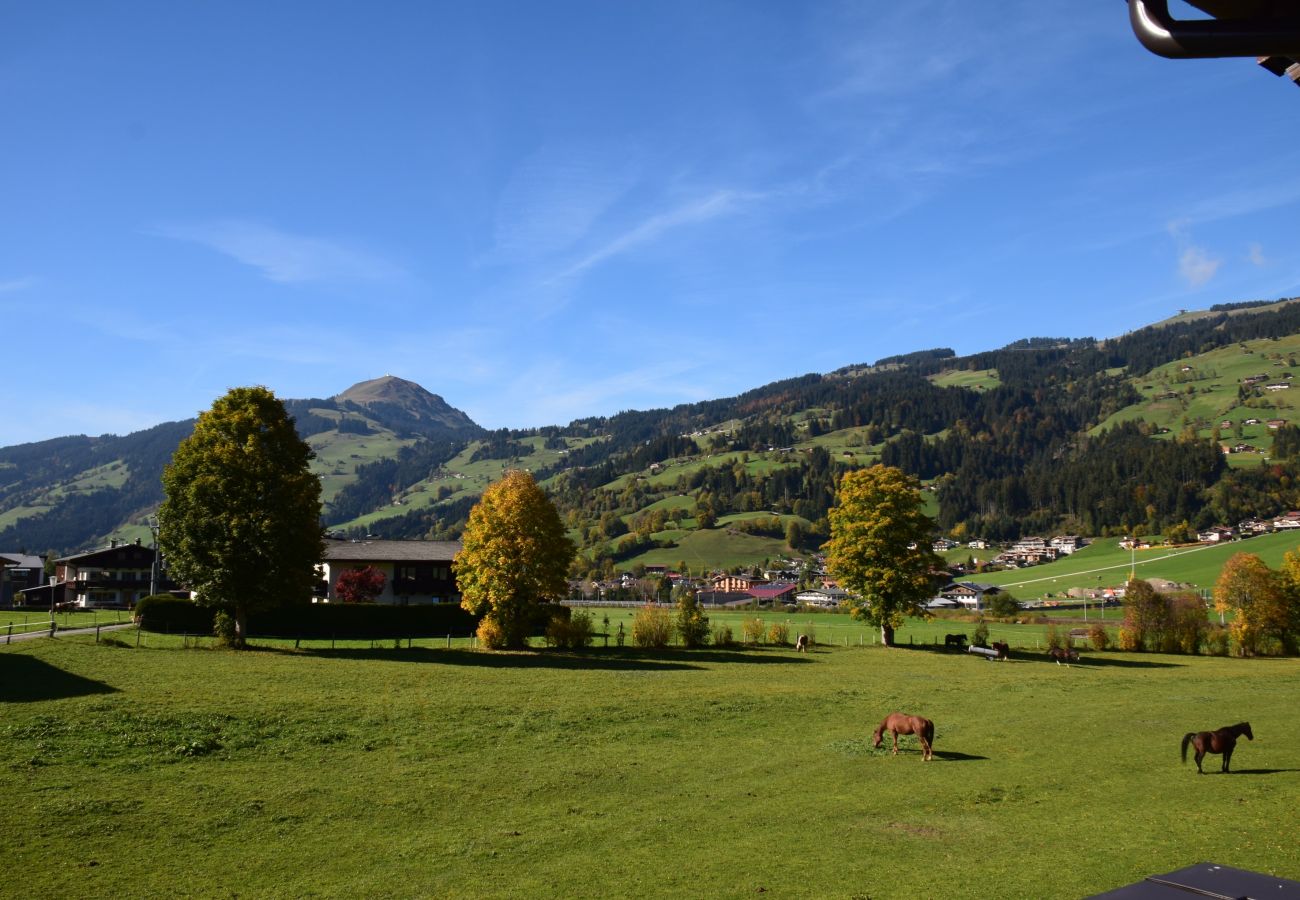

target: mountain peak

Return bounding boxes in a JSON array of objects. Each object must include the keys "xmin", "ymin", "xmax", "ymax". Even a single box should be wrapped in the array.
[
  {"xmin": 337, "ymin": 375, "xmax": 436, "ymax": 406},
  {"xmin": 334, "ymin": 376, "xmax": 480, "ymax": 435}
]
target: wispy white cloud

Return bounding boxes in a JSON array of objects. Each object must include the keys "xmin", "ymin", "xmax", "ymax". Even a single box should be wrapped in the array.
[
  {"xmin": 489, "ymin": 142, "xmax": 639, "ymax": 264},
  {"xmin": 1179, "ymin": 179, "xmax": 1300, "ymax": 229},
  {"xmin": 1247, "ymin": 243, "xmax": 1269, "ymax": 267},
  {"xmin": 150, "ymin": 220, "xmax": 406, "ymax": 284},
  {"xmin": 501, "ymin": 358, "xmax": 715, "ymax": 428},
  {"xmin": 0, "ymin": 276, "xmax": 38, "ymax": 294},
  {"xmin": 554, "ymin": 189, "xmax": 766, "ymax": 282}
]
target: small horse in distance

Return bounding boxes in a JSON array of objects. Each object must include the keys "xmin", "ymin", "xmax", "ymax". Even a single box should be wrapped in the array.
[
  {"xmin": 944, "ymin": 633, "xmax": 968, "ymax": 651},
  {"xmin": 1048, "ymin": 646, "xmax": 1079, "ymax": 666},
  {"xmin": 872, "ymin": 712, "xmax": 935, "ymax": 761},
  {"xmin": 795, "ymin": 634, "xmax": 810, "ymax": 652},
  {"xmin": 1181, "ymin": 722, "xmax": 1253, "ymax": 774},
  {"xmin": 991, "ymin": 641, "xmax": 1010, "ymax": 660}
]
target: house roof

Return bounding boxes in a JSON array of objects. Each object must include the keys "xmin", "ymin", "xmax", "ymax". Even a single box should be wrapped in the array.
[
  {"xmin": 953, "ymin": 581, "xmax": 1000, "ymax": 593},
  {"xmin": 748, "ymin": 583, "xmax": 797, "ymax": 599},
  {"xmin": 696, "ymin": 590, "xmax": 757, "ymax": 606},
  {"xmin": 324, "ymin": 539, "xmax": 461, "ymax": 563},
  {"xmin": 0, "ymin": 553, "xmax": 44, "ymax": 569},
  {"xmin": 797, "ymin": 587, "xmax": 848, "ymax": 599},
  {"xmin": 56, "ymin": 543, "xmax": 157, "ymax": 566}
]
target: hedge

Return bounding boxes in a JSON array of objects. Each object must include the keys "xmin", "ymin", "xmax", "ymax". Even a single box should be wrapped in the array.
[
  {"xmin": 135, "ymin": 596, "xmax": 567, "ymax": 640},
  {"xmin": 136, "ymin": 596, "xmax": 480, "ymax": 639}
]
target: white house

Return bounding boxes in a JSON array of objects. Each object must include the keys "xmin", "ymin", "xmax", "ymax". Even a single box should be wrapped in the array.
[
  {"xmin": 795, "ymin": 587, "xmax": 849, "ymax": 609},
  {"xmin": 935, "ymin": 581, "xmax": 1006, "ymax": 610},
  {"xmin": 1049, "ymin": 535, "xmax": 1085, "ymax": 554},
  {"xmin": 321, "ymin": 539, "xmax": 461, "ymax": 604}
]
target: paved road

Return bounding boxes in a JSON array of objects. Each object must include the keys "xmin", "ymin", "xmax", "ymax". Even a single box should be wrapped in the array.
[{"xmin": 1, "ymin": 621, "xmax": 136, "ymax": 645}]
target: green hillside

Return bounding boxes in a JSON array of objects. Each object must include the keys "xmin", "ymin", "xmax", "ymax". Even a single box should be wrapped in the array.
[
  {"xmin": 974, "ymin": 531, "xmax": 1300, "ymax": 597},
  {"xmin": 1095, "ymin": 334, "xmax": 1300, "ymax": 463},
  {"xmin": 10, "ymin": 298, "xmax": 1300, "ymax": 570}
]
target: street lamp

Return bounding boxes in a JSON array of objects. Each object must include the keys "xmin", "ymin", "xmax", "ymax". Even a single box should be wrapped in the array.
[{"xmin": 148, "ymin": 515, "xmax": 160, "ymax": 598}]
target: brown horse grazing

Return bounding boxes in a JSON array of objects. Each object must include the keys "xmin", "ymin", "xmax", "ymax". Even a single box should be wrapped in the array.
[
  {"xmin": 872, "ymin": 712, "xmax": 935, "ymax": 761},
  {"xmin": 1048, "ymin": 646, "xmax": 1079, "ymax": 665},
  {"xmin": 1181, "ymin": 722, "xmax": 1253, "ymax": 774},
  {"xmin": 991, "ymin": 641, "xmax": 1010, "ymax": 660}
]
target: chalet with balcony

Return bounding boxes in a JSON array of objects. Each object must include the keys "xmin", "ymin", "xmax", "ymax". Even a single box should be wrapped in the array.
[
  {"xmin": 1197, "ymin": 526, "xmax": 1234, "ymax": 543},
  {"xmin": 19, "ymin": 540, "xmax": 167, "ymax": 608},
  {"xmin": 1272, "ymin": 512, "xmax": 1300, "ymax": 530},
  {"xmin": 321, "ymin": 539, "xmax": 460, "ymax": 605},
  {"xmin": 935, "ymin": 581, "xmax": 1005, "ymax": 610},
  {"xmin": 1238, "ymin": 518, "xmax": 1273, "ymax": 536},
  {"xmin": 1050, "ymin": 535, "xmax": 1085, "ymax": 555},
  {"xmin": 712, "ymin": 572, "xmax": 768, "ymax": 593},
  {"xmin": 0, "ymin": 553, "xmax": 46, "ymax": 605}
]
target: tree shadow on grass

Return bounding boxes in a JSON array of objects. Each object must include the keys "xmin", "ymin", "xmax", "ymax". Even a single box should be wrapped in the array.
[
  {"xmin": 892, "ymin": 642, "xmax": 1185, "ymax": 668},
  {"xmin": 261, "ymin": 645, "xmax": 816, "ymax": 671},
  {"xmin": 1052, "ymin": 655, "xmax": 1183, "ymax": 669},
  {"xmin": 0, "ymin": 653, "xmax": 118, "ymax": 703}
]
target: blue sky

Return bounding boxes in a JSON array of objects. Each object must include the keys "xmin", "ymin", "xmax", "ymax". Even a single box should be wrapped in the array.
[{"xmin": 3, "ymin": 1, "xmax": 1299, "ymax": 445}]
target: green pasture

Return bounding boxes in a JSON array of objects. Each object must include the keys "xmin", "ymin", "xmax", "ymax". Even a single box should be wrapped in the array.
[
  {"xmin": 48, "ymin": 460, "xmax": 130, "ymax": 499},
  {"xmin": 973, "ymin": 532, "xmax": 1300, "ymax": 596},
  {"xmin": 1, "ymin": 608, "xmax": 135, "ymax": 637},
  {"xmin": 310, "ymin": 428, "xmax": 417, "ymax": 505},
  {"xmin": 328, "ymin": 434, "xmax": 595, "ymax": 532},
  {"xmin": 3, "ymin": 630, "xmax": 1297, "ymax": 898},
  {"xmin": 1095, "ymin": 336, "xmax": 1300, "ymax": 455},
  {"xmin": 605, "ymin": 449, "xmax": 797, "ymax": 493},
  {"xmin": 795, "ymin": 424, "xmax": 883, "ymax": 462},
  {"xmin": 0, "ymin": 503, "xmax": 52, "ymax": 531},
  {"xmin": 929, "ymin": 367, "xmax": 1001, "ymax": 391},
  {"xmin": 617, "ymin": 523, "xmax": 799, "ymax": 572}
]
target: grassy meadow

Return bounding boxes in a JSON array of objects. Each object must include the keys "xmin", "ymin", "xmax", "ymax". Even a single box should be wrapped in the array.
[{"xmin": 3, "ymin": 627, "xmax": 1298, "ymax": 899}]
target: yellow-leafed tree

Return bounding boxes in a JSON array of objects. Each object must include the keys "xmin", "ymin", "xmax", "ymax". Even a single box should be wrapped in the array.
[
  {"xmin": 824, "ymin": 464, "xmax": 943, "ymax": 647},
  {"xmin": 1214, "ymin": 552, "xmax": 1294, "ymax": 656},
  {"xmin": 456, "ymin": 470, "xmax": 574, "ymax": 649}
]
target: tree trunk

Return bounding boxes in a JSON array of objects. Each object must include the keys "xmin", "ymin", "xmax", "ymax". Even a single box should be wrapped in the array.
[
  {"xmin": 234, "ymin": 603, "xmax": 248, "ymax": 649},
  {"xmin": 881, "ymin": 623, "xmax": 895, "ymax": 647}
]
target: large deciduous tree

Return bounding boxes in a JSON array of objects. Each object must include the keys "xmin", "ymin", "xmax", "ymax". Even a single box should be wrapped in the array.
[
  {"xmin": 159, "ymin": 386, "xmax": 323, "ymax": 648},
  {"xmin": 456, "ymin": 470, "xmax": 574, "ymax": 650},
  {"xmin": 824, "ymin": 464, "xmax": 943, "ymax": 646},
  {"xmin": 1214, "ymin": 552, "xmax": 1290, "ymax": 656}
]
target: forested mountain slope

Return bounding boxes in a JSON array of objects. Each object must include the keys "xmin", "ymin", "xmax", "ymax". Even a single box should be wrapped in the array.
[{"xmin": 6, "ymin": 301, "xmax": 1300, "ymax": 566}]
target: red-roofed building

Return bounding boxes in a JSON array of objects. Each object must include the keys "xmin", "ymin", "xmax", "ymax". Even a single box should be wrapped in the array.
[{"xmin": 747, "ymin": 583, "xmax": 798, "ymax": 607}]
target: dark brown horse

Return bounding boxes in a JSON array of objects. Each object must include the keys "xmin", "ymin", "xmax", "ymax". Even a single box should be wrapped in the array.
[
  {"xmin": 1181, "ymin": 722, "xmax": 1253, "ymax": 774},
  {"xmin": 872, "ymin": 712, "xmax": 935, "ymax": 761},
  {"xmin": 1048, "ymin": 646, "xmax": 1079, "ymax": 665}
]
